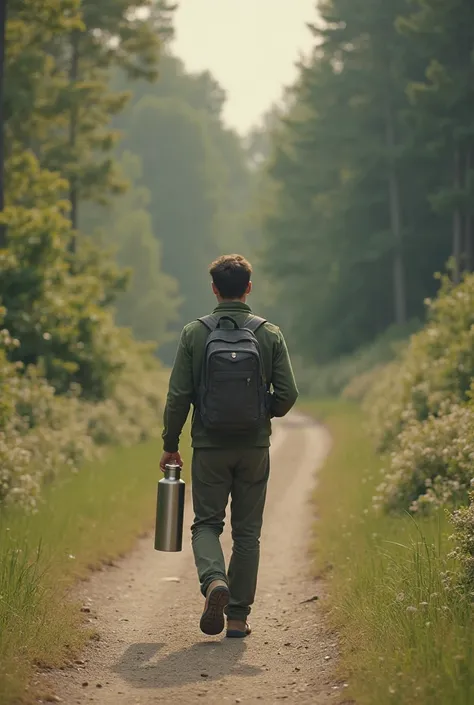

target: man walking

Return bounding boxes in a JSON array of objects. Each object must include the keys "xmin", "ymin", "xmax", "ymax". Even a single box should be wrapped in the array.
[{"xmin": 160, "ymin": 254, "xmax": 298, "ymax": 638}]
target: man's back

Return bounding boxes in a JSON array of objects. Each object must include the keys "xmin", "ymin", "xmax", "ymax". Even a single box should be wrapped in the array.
[{"xmin": 162, "ymin": 299, "xmax": 298, "ymax": 452}]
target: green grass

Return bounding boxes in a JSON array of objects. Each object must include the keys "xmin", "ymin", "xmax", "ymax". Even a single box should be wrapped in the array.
[
  {"xmin": 0, "ymin": 438, "xmax": 191, "ymax": 704},
  {"xmin": 305, "ymin": 400, "xmax": 474, "ymax": 705}
]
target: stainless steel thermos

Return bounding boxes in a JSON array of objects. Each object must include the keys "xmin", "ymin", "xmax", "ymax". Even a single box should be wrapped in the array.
[{"xmin": 154, "ymin": 462, "xmax": 185, "ymax": 552}]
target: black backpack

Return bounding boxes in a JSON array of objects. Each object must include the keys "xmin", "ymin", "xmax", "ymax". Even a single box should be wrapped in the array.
[{"xmin": 197, "ymin": 314, "xmax": 268, "ymax": 434}]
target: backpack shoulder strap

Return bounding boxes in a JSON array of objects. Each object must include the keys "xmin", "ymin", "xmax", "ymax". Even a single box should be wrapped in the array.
[
  {"xmin": 198, "ymin": 314, "xmax": 219, "ymax": 332},
  {"xmin": 243, "ymin": 315, "xmax": 267, "ymax": 333}
]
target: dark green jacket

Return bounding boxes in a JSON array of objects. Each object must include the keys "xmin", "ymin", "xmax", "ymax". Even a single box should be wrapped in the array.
[{"xmin": 162, "ymin": 301, "xmax": 298, "ymax": 451}]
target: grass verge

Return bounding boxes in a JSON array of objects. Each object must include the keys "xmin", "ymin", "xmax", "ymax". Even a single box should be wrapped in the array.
[
  {"xmin": 0, "ymin": 439, "xmax": 190, "ymax": 704},
  {"xmin": 306, "ymin": 399, "xmax": 474, "ymax": 705}
]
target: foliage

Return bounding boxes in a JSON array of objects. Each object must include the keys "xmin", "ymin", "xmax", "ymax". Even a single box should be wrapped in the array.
[
  {"xmin": 292, "ymin": 321, "xmax": 416, "ymax": 399},
  {"xmin": 6, "ymin": 0, "xmax": 175, "ymax": 229},
  {"xmin": 400, "ymin": 0, "xmax": 474, "ymax": 281},
  {"xmin": 4, "ymin": 0, "xmax": 81, "ymax": 146},
  {"xmin": 0, "ymin": 351, "xmax": 94, "ymax": 507},
  {"xmin": 306, "ymin": 400, "xmax": 474, "ymax": 705},
  {"xmin": 107, "ymin": 55, "xmax": 259, "ymax": 361},
  {"xmin": 0, "ymin": 151, "xmax": 132, "ymax": 399},
  {"xmin": 0, "ymin": 3, "xmax": 182, "ymax": 512},
  {"xmin": 363, "ymin": 273, "xmax": 474, "ymax": 587},
  {"xmin": 96, "ymin": 151, "xmax": 180, "ymax": 349},
  {"xmin": 123, "ymin": 94, "xmax": 221, "ymax": 323},
  {"xmin": 366, "ymin": 273, "xmax": 474, "ymax": 453},
  {"xmin": 258, "ymin": 0, "xmax": 474, "ymax": 363},
  {"xmin": 450, "ymin": 492, "xmax": 474, "ymax": 591},
  {"xmin": 374, "ymin": 401, "xmax": 474, "ymax": 513},
  {"xmin": 0, "ymin": 311, "xmax": 168, "ymax": 507}
]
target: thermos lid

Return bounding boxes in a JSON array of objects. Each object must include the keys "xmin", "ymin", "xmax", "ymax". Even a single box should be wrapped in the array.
[{"xmin": 164, "ymin": 462, "xmax": 182, "ymax": 480}]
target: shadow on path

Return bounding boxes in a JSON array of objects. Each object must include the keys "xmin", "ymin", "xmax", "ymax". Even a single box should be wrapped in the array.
[{"xmin": 113, "ymin": 640, "xmax": 261, "ymax": 690}]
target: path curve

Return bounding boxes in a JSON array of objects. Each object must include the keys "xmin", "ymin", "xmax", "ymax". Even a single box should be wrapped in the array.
[{"xmin": 52, "ymin": 414, "xmax": 340, "ymax": 704}]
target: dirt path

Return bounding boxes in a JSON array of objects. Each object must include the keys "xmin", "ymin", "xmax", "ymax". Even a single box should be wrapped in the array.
[{"xmin": 52, "ymin": 414, "xmax": 341, "ymax": 705}]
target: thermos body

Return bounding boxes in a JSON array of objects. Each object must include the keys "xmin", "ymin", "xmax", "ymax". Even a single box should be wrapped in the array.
[{"xmin": 154, "ymin": 463, "xmax": 185, "ymax": 552}]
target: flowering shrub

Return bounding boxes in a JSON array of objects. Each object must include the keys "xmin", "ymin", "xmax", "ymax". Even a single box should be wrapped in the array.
[
  {"xmin": 374, "ymin": 401, "xmax": 474, "ymax": 513},
  {"xmin": 363, "ymin": 274, "xmax": 474, "ymax": 587},
  {"xmin": 0, "ymin": 327, "xmax": 167, "ymax": 508},
  {"xmin": 85, "ymin": 340, "xmax": 168, "ymax": 447},
  {"xmin": 450, "ymin": 491, "xmax": 474, "ymax": 590},
  {"xmin": 365, "ymin": 274, "xmax": 474, "ymax": 453}
]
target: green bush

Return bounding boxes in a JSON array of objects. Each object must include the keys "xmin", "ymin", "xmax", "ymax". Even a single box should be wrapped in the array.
[
  {"xmin": 450, "ymin": 491, "xmax": 474, "ymax": 591},
  {"xmin": 366, "ymin": 274, "xmax": 474, "ymax": 453},
  {"xmin": 365, "ymin": 275, "xmax": 474, "ymax": 517},
  {"xmin": 362, "ymin": 274, "xmax": 474, "ymax": 591},
  {"xmin": 374, "ymin": 400, "xmax": 474, "ymax": 513},
  {"xmin": 0, "ymin": 331, "xmax": 167, "ymax": 507}
]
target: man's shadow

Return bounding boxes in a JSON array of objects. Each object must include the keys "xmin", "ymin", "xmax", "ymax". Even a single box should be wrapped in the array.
[{"xmin": 113, "ymin": 640, "xmax": 261, "ymax": 689}]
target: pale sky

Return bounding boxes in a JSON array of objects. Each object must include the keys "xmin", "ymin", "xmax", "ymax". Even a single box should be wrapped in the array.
[{"xmin": 173, "ymin": 0, "xmax": 317, "ymax": 134}]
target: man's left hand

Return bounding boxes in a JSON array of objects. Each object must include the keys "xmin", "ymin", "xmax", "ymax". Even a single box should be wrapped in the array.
[{"xmin": 160, "ymin": 451, "xmax": 183, "ymax": 471}]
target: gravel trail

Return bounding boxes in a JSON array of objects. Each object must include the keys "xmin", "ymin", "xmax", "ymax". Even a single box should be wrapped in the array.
[{"xmin": 52, "ymin": 414, "xmax": 341, "ymax": 705}]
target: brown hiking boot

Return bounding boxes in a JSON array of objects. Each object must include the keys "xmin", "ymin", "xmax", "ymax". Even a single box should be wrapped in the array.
[{"xmin": 199, "ymin": 580, "xmax": 230, "ymax": 636}]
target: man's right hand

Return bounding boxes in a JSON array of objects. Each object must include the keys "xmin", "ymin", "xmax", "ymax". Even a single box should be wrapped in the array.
[{"xmin": 160, "ymin": 451, "xmax": 183, "ymax": 472}]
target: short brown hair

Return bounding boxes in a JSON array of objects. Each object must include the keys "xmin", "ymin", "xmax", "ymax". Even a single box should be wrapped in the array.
[{"xmin": 209, "ymin": 254, "xmax": 252, "ymax": 299}]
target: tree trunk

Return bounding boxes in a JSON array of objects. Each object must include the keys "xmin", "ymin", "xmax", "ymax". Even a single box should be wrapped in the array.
[
  {"xmin": 465, "ymin": 214, "xmax": 472, "ymax": 272},
  {"xmin": 464, "ymin": 150, "xmax": 472, "ymax": 271},
  {"xmin": 453, "ymin": 147, "xmax": 463, "ymax": 284},
  {"xmin": 385, "ymin": 97, "xmax": 407, "ymax": 326},
  {"xmin": 69, "ymin": 31, "xmax": 79, "ymax": 251},
  {"xmin": 0, "ymin": 0, "xmax": 7, "ymax": 249}
]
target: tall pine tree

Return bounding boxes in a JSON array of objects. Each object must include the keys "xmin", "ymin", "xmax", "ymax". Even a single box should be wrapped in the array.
[
  {"xmin": 260, "ymin": 0, "xmax": 452, "ymax": 361},
  {"xmin": 400, "ymin": 0, "xmax": 474, "ymax": 281}
]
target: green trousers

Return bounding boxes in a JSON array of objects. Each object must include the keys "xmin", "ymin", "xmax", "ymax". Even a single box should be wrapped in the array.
[{"xmin": 191, "ymin": 447, "xmax": 270, "ymax": 622}]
